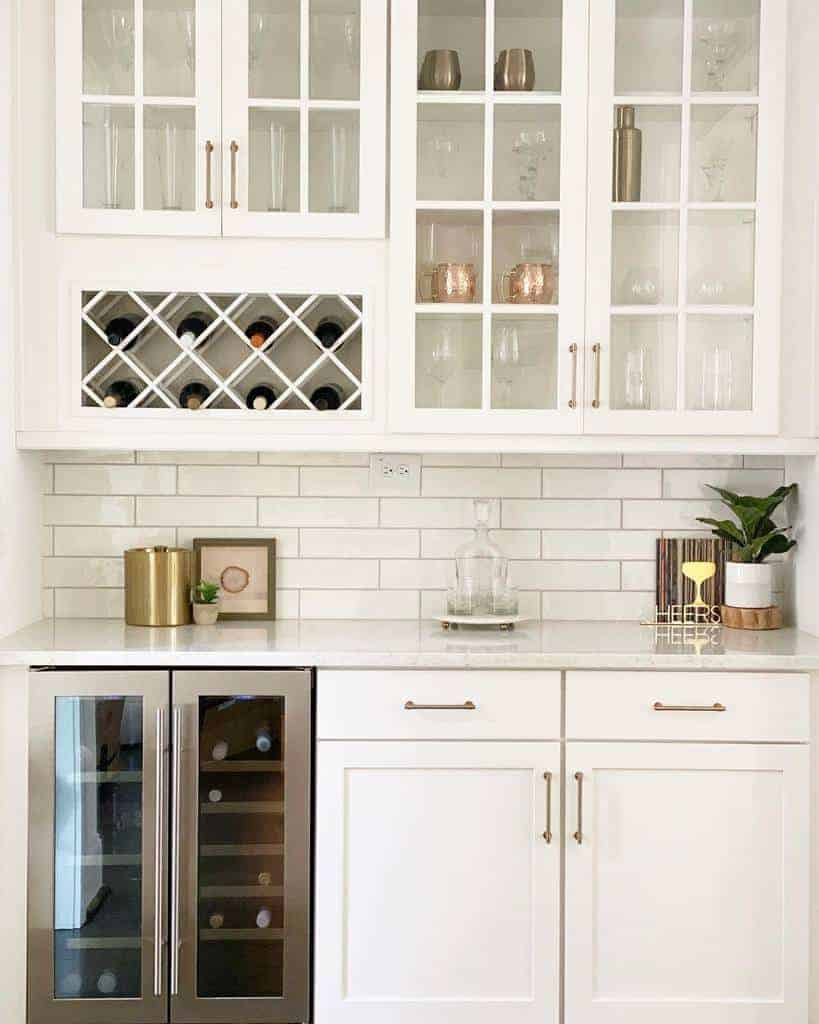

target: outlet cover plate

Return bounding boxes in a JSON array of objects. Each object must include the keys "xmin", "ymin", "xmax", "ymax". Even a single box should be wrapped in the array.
[{"xmin": 368, "ymin": 454, "xmax": 421, "ymax": 496}]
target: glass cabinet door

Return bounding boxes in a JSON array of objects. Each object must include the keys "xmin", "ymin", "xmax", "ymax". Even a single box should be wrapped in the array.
[
  {"xmin": 221, "ymin": 1, "xmax": 387, "ymax": 238},
  {"xmin": 585, "ymin": 0, "xmax": 783, "ymax": 434},
  {"xmin": 390, "ymin": 0, "xmax": 588, "ymax": 433},
  {"xmin": 56, "ymin": 0, "xmax": 221, "ymax": 235},
  {"xmin": 28, "ymin": 671, "xmax": 168, "ymax": 1024},
  {"xmin": 171, "ymin": 671, "xmax": 311, "ymax": 1024}
]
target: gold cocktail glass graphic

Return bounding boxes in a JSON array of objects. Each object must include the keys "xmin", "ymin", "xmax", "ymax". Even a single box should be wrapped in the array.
[{"xmin": 682, "ymin": 561, "xmax": 717, "ymax": 607}]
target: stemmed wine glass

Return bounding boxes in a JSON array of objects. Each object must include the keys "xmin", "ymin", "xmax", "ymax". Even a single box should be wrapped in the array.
[
  {"xmin": 493, "ymin": 325, "xmax": 520, "ymax": 408},
  {"xmin": 427, "ymin": 324, "xmax": 459, "ymax": 407},
  {"xmin": 696, "ymin": 20, "xmax": 742, "ymax": 90}
]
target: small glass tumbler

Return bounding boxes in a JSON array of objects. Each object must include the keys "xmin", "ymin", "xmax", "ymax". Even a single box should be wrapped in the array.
[
  {"xmin": 269, "ymin": 122, "xmax": 287, "ymax": 211},
  {"xmin": 158, "ymin": 119, "xmax": 182, "ymax": 211}
]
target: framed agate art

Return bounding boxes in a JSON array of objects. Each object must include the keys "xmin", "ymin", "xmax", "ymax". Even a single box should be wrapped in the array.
[{"xmin": 193, "ymin": 538, "xmax": 276, "ymax": 621}]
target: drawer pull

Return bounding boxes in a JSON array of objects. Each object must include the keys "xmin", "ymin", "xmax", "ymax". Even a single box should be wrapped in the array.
[
  {"xmin": 403, "ymin": 700, "xmax": 476, "ymax": 711},
  {"xmin": 573, "ymin": 772, "xmax": 583, "ymax": 845},
  {"xmin": 542, "ymin": 771, "xmax": 553, "ymax": 844},
  {"xmin": 653, "ymin": 701, "xmax": 726, "ymax": 713}
]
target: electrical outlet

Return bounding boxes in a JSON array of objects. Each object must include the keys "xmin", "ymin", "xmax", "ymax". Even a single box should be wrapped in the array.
[{"xmin": 369, "ymin": 454, "xmax": 421, "ymax": 495}]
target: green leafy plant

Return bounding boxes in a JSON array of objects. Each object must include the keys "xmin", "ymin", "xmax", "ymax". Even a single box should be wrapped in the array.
[
  {"xmin": 696, "ymin": 484, "xmax": 797, "ymax": 563},
  {"xmin": 192, "ymin": 580, "xmax": 220, "ymax": 605}
]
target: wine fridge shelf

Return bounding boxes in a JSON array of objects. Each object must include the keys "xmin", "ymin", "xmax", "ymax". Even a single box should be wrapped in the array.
[
  {"xmin": 200, "ymin": 801, "xmax": 284, "ymax": 815},
  {"xmin": 201, "ymin": 759, "xmax": 284, "ymax": 773},
  {"xmin": 80, "ymin": 289, "xmax": 365, "ymax": 414},
  {"xmin": 199, "ymin": 929, "xmax": 286, "ymax": 942}
]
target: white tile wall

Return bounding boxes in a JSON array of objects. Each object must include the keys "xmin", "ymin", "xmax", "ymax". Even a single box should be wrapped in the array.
[{"xmin": 40, "ymin": 452, "xmax": 788, "ymax": 621}]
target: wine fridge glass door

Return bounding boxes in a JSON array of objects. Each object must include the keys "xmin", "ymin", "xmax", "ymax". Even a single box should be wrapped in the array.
[
  {"xmin": 28, "ymin": 671, "xmax": 169, "ymax": 1024},
  {"xmin": 171, "ymin": 670, "xmax": 311, "ymax": 1024}
]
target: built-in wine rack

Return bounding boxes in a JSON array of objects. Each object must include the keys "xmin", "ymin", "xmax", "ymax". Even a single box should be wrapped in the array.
[{"xmin": 80, "ymin": 289, "xmax": 364, "ymax": 413}]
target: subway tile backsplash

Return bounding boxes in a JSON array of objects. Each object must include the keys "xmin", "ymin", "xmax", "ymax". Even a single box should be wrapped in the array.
[{"xmin": 41, "ymin": 452, "xmax": 787, "ymax": 621}]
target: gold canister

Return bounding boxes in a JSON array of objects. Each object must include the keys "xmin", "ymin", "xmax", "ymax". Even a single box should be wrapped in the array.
[{"xmin": 125, "ymin": 547, "xmax": 192, "ymax": 626}]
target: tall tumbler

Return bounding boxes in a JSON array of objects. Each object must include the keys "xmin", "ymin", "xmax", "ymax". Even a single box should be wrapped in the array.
[
  {"xmin": 269, "ymin": 122, "xmax": 287, "ymax": 211},
  {"xmin": 329, "ymin": 121, "xmax": 350, "ymax": 212},
  {"xmin": 159, "ymin": 119, "xmax": 182, "ymax": 210},
  {"xmin": 103, "ymin": 113, "xmax": 121, "ymax": 209}
]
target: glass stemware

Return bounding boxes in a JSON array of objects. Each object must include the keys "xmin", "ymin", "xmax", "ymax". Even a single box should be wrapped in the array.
[
  {"xmin": 700, "ymin": 137, "xmax": 733, "ymax": 200},
  {"xmin": 620, "ymin": 266, "xmax": 661, "ymax": 305},
  {"xmin": 427, "ymin": 323, "xmax": 459, "ymax": 407},
  {"xmin": 427, "ymin": 134, "xmax": 459, "ymax": 180},
  {"xmin": 493, "ymin": 325, "xmax": 520, "ymax": 408},
  {"xmin": 696, "ymin": 20, "xmax": 742, "ymax": 90},
  {"xmin": 511, "ymin": 129, "xmax": 551, "ymax": 202}
]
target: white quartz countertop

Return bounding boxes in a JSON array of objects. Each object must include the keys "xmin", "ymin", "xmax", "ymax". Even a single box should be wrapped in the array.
[{"xmin": 1, "ymin": 619, "xmax": 819, "ymax": 671}]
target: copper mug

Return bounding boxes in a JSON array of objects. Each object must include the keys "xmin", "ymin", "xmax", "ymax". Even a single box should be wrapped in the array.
[
  {"xmin": 419, "ymin": 262, "xmax": 477, "ymax": 303},
  {"xmin": 500, "ymin": 262, "xmax": 555, "ymax": 304}
]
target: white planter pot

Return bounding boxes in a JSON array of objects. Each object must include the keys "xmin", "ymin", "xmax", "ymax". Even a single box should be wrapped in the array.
[
  {"xmin": 193, "ymin": 603, "xmax": 219, "ymax": 626},
  {"xmin": 724, "ymin": 562, "xmax": 774, "ymax": 609}
]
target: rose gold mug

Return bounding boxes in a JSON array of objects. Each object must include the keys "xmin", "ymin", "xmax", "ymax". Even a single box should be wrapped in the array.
[
  {"xmin": 500, "ymin": 262, "xmax": 555, "ymax": 304},
  {"xmin": 418, "ymin": 262, "xmax": 477, "ymax": 303}
]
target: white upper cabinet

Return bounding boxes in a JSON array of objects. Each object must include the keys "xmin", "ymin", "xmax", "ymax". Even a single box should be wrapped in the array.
[
  {"xmin": 389, "ymin": 0, "xmax": 786, "ymax": 437},
  {"xmin": 390, "ymin": 0, "xmax": 590, "ymax": 435},
  {"xmin": 585, "ymin": 0, "xmax": 785, "ymax": 435},
  {"xmin": 55, "ymin": 0, "xmax": 387, "ymax": 238}
]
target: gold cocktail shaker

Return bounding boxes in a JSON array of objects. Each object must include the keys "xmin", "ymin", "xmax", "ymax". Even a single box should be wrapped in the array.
[
  {"xmin": 125, "ymin": 546, "xmax": 192, "ymax": 626},
  {"xmin": 613, "ymin": 105, "xmax": 642, "ymax": 202}
]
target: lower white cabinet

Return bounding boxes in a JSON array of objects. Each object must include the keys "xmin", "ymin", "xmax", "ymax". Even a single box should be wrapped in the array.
[
  {"xmin": 564, "ymin": 742, "xmax": 809, "ymax": 1024},
  {"xmin": 314, "ymin": 741, "xmax": 561, "ymax": 1024}
]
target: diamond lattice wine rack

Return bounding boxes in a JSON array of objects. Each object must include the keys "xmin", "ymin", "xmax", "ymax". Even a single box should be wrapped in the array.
[{"xmin": 80, "ymin": 290, "xmax": 364, "ymax": 414}]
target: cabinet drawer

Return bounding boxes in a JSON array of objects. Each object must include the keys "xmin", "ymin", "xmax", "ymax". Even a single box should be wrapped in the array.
[
  {"xmin": 566, "ymin": 671, "xmax": 809, "ymax": 742},
  {"xmin": 318, "ymin": 670, "xmax": 560, "ymax": 740}
]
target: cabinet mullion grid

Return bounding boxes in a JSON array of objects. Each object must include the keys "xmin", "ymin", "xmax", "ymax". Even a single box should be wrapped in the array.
[
  {"xmin": 677, "ymin": 0, "xmax": 694, "ymax": 413},
  {"xmin": 300, "ymin": 0, "xmax": 310, "ymax": 213},
  {"xmin": 134, "ymin": 0, "xmax": 145, "ymax": 214},
  {"xmin": 482, "ymin": 0, "xmax": 496, "ymax": 413}
]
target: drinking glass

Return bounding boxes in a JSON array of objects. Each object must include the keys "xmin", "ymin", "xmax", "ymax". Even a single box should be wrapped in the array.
[
  {"xmin": 624, "ymin": 346, "xmax": 652, "ymax": 410},
  {"xmin": 493, "ymin": 324, "xmax": 520, "ymax": 408},
  {"xmin": 621, "ymin": 266, "xmax": 661, "ymax": 305},
  {"xmin": 158, "ymin": 119, "xmax": 182, "ymax": 210},
  {"xmin": 269, "ymin": 123, "xmax": 287, "ymax": 211},
  {"xmin": 696, "ymin": 20, "xmax": 742, "ymax": 90},
  {"xmin": 103, "ymin": 113, "xmax": 121, "ymax": 208},
  {"xmin": 329, "ymin": 122, "xmax": 350, "ymax": 212},
  {"xmin": 427, "ymin": 134, "xmax": 459, "ymax": 180},
  {"xmin": 512, "ymin": 129, "xmax": 551, "ymax": 201},
  {"xmin": 427, "ymin": 323, "xmax": 459, "ymax": 407},
  {"xmin": 700, "ymin": 346, "xmax": 734, "ymax": 409}
]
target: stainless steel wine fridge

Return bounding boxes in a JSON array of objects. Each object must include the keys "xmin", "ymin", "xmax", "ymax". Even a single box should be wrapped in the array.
[{"xmin": 28, "ymin": 669, "xmax": 312, "ymax": 1024}]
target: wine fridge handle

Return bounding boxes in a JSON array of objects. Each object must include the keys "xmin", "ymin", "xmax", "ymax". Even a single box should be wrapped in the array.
[
  {"xmin": 153, "ymin": 707, "xmax": 164, "ymax": 997},
  {"xmin": 568, "ymin": 343, "xmax": 578, "ymax": 409},
  {"xmin": 204, "ymin": 140, "xmax": 214, "ymax": 210},
  {"xmin": 573, "ymin": 771, "xmax": 584, "ymax": 844},
  {"xmin": 170, "ymin": 705, "xmax": 182, "ymax": 996},
  {"xmin": 230, "ymin": 141, "xmax": 239, "ymax": 210}
]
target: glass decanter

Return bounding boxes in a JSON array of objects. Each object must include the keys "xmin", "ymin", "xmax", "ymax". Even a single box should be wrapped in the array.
[{"xmin": 450, "ymin": 499, "xmax": 518, "ymax": 617}]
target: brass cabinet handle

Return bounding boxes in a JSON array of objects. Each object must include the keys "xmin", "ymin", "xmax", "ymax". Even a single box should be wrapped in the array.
[
  {"xmin": 568, "ymin": 343, "xmax": 578, "ymax": 409},
  {"xmin": 170, "ymin": 705, "xmax": 182, "ymax": 995},
  {"xmin": 204, "ymin": 140, "xmax": 214, "ymax": 209},
  {"xmin": 653, "ymin": 701, "xmax": 726, "ymax": 713},
  {"xmin": 573, "ymin": 771, "xmax": 584, "ymax": 844},
  {"xmin": 230, "ymin": 140, "xmax": 239, "ymax": 209},
  {"xmin": 153, "ymin": 707, "xmax": 164, "ymax": 997},
  {"xmin": 542, "ymin": 771, "xmax": 553, "ymax": 844},
  {"xmin": 401, "ymin": 700, "xmax": 472, "ymax": 708},
  {"xmin": 591, "ymin": 343, "xmax": 601, "ymax": 408}
]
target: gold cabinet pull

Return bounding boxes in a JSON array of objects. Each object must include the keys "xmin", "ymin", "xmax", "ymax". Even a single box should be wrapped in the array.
[
  {"xmin": 542, "ymin": 771, "xmax": 553, "ymax": 844},
  {"xmin": 568, "ymin": 343, "xmax": 578, "ymax": 409},
  {"xmin": 591, "ymin": 344, "xmax": 601, "ymax": 408},
  {"xmin": 204, "ymin": 140, "xmax": 214, "ymax": 209},
  {"xmin": 230, "ymin": 140, "xmax": 239, "ymax": 209},
  {"xmin": 573, "ymin": 771, "xmax": 584, "ymax": 844},
  {"xmin": 403, "ymin": 700, "xmax": 476, "ymax": 711},
  {"xmin": 653, "ymin": 701, "xmax": 726, "ymax": 713}
]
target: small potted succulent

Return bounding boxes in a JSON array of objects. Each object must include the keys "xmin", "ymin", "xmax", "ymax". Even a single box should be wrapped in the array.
[
  {"xmin": 192, "ymin": 580, "xmax": 221, "ymax": 625},
  {"xmin": 697, "ymin": 484, "xmax": 797, "ymax": 609}
]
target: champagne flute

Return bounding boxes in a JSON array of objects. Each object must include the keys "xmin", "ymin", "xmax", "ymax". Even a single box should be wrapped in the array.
[
  {"xmin": 493, "ymin": 324, "xmax": 520, "ymax": 408},
  {"xmin": 428, "ymin": 323, "xmax": 459, "ymax": 407}
]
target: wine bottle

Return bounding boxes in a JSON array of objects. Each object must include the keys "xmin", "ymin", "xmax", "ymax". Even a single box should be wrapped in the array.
[
  {"xmin": 177, "ymin": 313, "xmax": 211, "ymax": 350},
  {"xmin": 211, "ymin": 739, "xmax": 229, "ymax": 761},
  {"xmin": 208, "ymin": 788, "xmax": 223, "ymax": 803},
  {"xmin": 96, "ymin": 969, "xmax": 118, "ymax": 995},
  {"xmin": 209, "ymin": 912, "xmax": 224, "ymax": 930},
  {"xmin": 102, "ymin": 379, "xmax": 139, "ymax": 409},
  {"xmin": 246, "ymin": 317, "xmax": 278, "ymax": 350},
  {"xmin": 179, "ymin": 381, "xmax": 211, "ymax": 410},
  {"xmin": 315, "ymin": 318, "xmax": 345, "ymax": 349},
  {"xmin": 258, "ymin": 871, "xmax": 272, "ymax": 887},
  {"xmin": 246, "ymin": 385, "xmax": 277, "ymax": 411},
  {"xmin": 310, "ymin": 384, "xmax": 343, "ymax": 411},
  {"xmin": 256, "ymin": 906, "xmax": 272, "ymax": 929},
  {"xmin": 255, "ymin": 722, "xmax": 273, "ymax": 753},
  {"xmin": 104, "ymin": 316, "xmax": 138, "ymax": 350}
]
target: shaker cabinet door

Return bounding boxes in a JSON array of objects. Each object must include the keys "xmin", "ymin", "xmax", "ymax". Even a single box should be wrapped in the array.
[
  {"xmin": 28, "ymin": 670, "xmax": 170, "ymax": 1024},
  {"xmin": 564, "ymin": 743, "xmax": 809, "ymax": 1024},
  {"xmin": 56, "ymin": 0, "xmax": 222, "ymax": 236},
  {"xmin": 315, "ymin": 741, "xmax": 561, "ymax": 1024}
]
